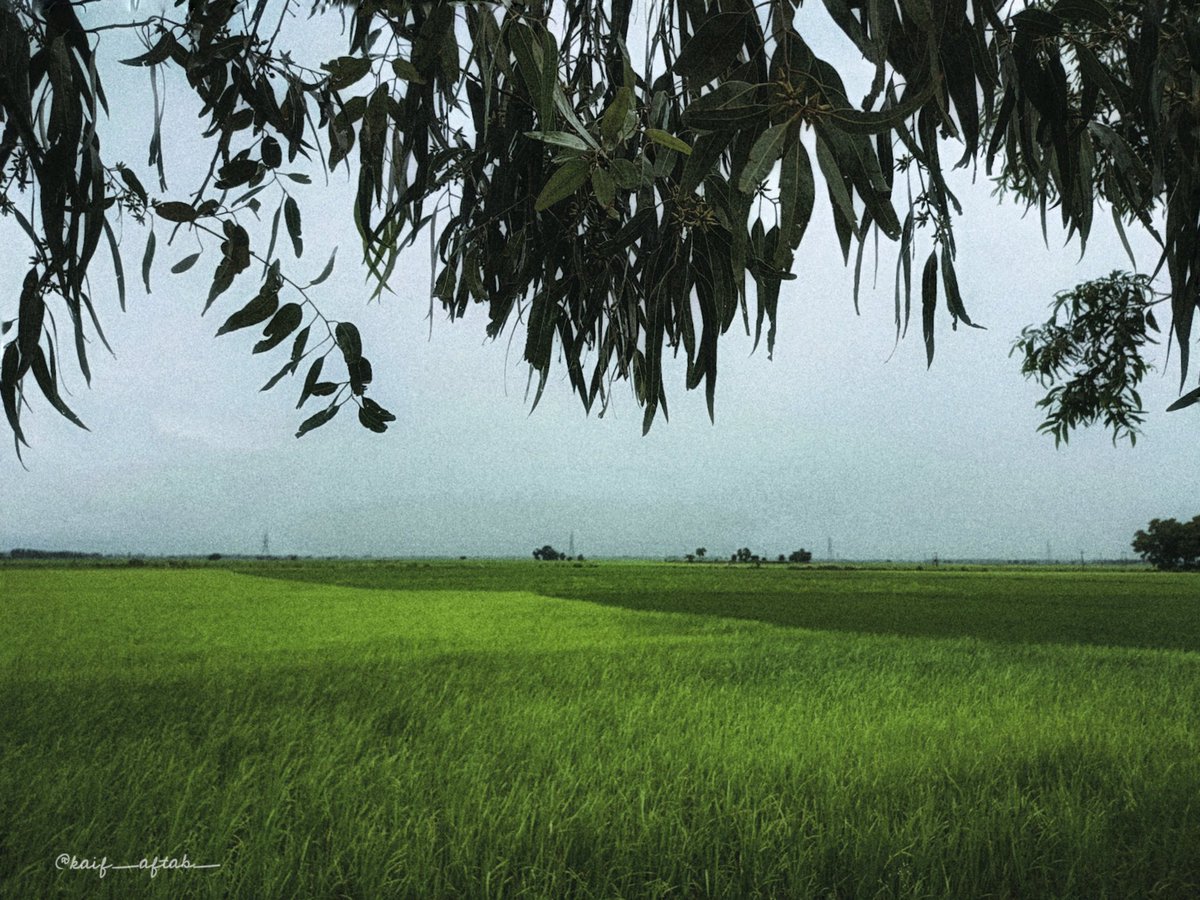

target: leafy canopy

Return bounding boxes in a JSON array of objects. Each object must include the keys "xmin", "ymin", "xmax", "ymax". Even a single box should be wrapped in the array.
[
  {"xmin": 1132, "ymin": 516, "xmax": 1200, "ymax": 571},
  {"xmin": 0, "ymin": 0, "xmax": 1198, "ymax": 456}
]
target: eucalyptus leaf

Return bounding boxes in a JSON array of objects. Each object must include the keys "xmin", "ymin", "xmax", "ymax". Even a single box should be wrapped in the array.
[
  {"xmin": 673, "ymin": 13, "xmax": 748, "ymax": 85},
  {"xmin": 295, "ymin": 402, "xmax": 340, "ymax": 438},
  {"xmin": 216, "ymin": 287, "xmax": 279, "ymax": 336},
  {"xmin": 322, "ymin": 56, "xmax": 373, "ymax": 91},
  {"xmin": 284, "ymin": 196, "xmax": 303, "ymax": 258},
  {"xmin": 335, "ymin": 321, "xmax": 363, "ymax": 363},
  {"xmin": 922, "ymin": 251, "xmax": 938, "ymax": 367},
  {"xmin": 737, "ymin": 123, "xmax": 789, "ymax": 194},
  {"xmin": 253, "ymin": 303, "xmax": 303, "ymax": 354},
  {"xmin": 297, "ymin": 356, "xmax": 325, "ymax": 408},
  {"xmin": 601, "ymin": 87, "xmax": 634, "ymax": 145},
  {"xmin": 141, "ymin": 230, "xmax": 156, "ymax": 293},
  {"xmin": 391, "ymin": 57, "xmax": 424, "ymax": 83},
  {"xmin": 645, "ymin": 129, "xmax": 692, "ymax": 156},
  {"xmin": 681, "ymin": 81, "xmax": 767, "ymax": 130},
  {"xmin": 154, "ymin": 202, "xmax": 197, "ymax": 223},
  {"xmin": 308, "ymin": 248, "xmax": 338, "ymax": 287},
  {"xmin": 592, "ymin": 167, "xmax": 616, "ymax": 208},
  {"xmin": 1166, "ymin": 385, "xmax": 1200, "ymax": 412},
  {"xmin": 171, "ymin": 252, "xmax": 201, "ymax": 274},
  {"xmin": 525, "ymin": 131, "xmax": 592, "ymax": 152},
  {"xmin": 534, "ymin": 158, "xmax": 590, "ymax": 211}
]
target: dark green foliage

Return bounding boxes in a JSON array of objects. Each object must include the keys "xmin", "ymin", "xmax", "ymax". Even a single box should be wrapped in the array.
[
  {"xmin": 0, "ymin": 0, "xmax": 1197, "ymax": 448},
  {"xmin": 1132, "ymin": 516, "xmax": 1200, "ymax": 571}
]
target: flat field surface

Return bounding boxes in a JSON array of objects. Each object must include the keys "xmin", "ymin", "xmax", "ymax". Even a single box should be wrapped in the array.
[{"xmin": 2, "ymin": 561, "xmax": 1198, "ymax": 898}]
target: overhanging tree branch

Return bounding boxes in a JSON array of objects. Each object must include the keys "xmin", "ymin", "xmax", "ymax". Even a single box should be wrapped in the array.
[{"xmin": 0, "ymin": 0, "xmax": 1197, "ymax": 451}]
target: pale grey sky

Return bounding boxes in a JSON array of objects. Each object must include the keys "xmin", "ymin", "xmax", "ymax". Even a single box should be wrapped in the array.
[{"xmin": 1, "ymin": 3, "xmax": 1195, "ymax": 560}]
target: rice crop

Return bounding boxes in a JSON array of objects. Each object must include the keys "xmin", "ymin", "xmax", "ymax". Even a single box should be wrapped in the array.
[{"xmin": 2, "ymin": 562, "xmax": 1197, "ymax": 898}]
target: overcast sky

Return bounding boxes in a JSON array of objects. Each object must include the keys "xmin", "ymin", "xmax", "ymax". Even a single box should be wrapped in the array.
[{"xmin": 1, "ymin": 3, "xmax": 1195, "ymax": 561}]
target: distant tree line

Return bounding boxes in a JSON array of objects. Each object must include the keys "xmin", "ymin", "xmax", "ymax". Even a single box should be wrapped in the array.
[
  {"xmin": 681, "ymin": 547, "xmax": 812, "ymax": 564},
  {"xmin": 8, "ymin": 548, "xmax": 101, "ymax": 559},
  {"xmin": 1133, "ymin": 518, "xmax": 1200, "ymax": 571}
]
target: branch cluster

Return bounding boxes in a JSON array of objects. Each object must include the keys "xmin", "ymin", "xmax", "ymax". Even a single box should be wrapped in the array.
[{"xmin": 0, "ymin": 0, "xmax": 1197, "ymax": 449}]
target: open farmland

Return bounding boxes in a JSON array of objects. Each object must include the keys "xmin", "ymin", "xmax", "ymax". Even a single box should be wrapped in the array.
[{"xmin": 2, "ymin": 561, "xmax": 1198, "ymax": 898}]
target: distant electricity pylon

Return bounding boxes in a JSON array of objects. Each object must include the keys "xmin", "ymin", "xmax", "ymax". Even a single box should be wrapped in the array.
[
  {"xmin": 569, "ymin": 531, "xmax": 575, "ymax": 557},
  {"xmin": 827, "ymin": 537, "xmax": 833, "ymax": 561},
  {"xmin": 262, "ymin": 531, "xmax": 270, "ymax": 556}
]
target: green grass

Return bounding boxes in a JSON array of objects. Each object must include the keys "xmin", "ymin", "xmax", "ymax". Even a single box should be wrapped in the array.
[
  {"xmin": 2, "ymin": 562, "xmax": 1199, "ymax": 898},
  {"xmin": 234, "ymin": 559, "xmax": 1200, "ymax": 652}
]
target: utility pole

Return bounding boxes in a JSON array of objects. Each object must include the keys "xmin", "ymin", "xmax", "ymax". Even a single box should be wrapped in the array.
[
  {"xmin": 827, "ymin": 537, "xmax": 833, "ymax": 561},
  {"xmin": 262, "ymin": 531, "xmax": 270, "ymax": 557},
  {"xmin": 569, "ymin": 531, "xmax": 575, "ymax": 558}
]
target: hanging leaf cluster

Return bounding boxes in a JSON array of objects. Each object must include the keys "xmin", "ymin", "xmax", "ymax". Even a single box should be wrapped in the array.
[
  {"xmin": 0, "ymin": 0, "xmax": 1197, "ymax": 450},
  {"xmin": 0, "ymin": 0, "xmax": 395, "ymax": 454},
  {"xmin": 1012, "ymin": 271, "xmax": 1160, "ymax": 446}
]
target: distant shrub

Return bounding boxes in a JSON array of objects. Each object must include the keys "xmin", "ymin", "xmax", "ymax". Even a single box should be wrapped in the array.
[
  {"xmin": 207, "ymin": 553, "xmax": 223, "ymax": 561},
  {"xmin": 1133, "ymin": 517, "xmax": 1200, "ymax": 571},
  {"xmin": 127, "ymin": 557, "xmax": 146, "ymax": 568}
]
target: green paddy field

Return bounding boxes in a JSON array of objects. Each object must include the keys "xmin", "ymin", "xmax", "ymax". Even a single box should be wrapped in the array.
[{"xmin": 2, "ymin": 560, "xmax": 1198, "ymax": 898}]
